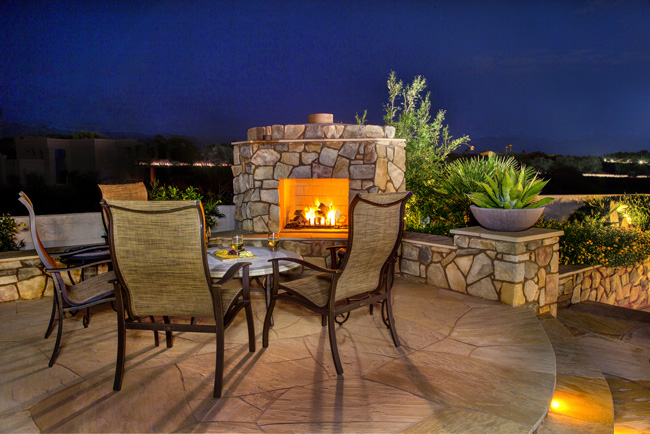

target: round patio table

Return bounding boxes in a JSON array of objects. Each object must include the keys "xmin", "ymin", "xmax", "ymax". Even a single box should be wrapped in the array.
[{"xmin": 207, "ymin": 246, "xmax": 302, "ymax": 325}]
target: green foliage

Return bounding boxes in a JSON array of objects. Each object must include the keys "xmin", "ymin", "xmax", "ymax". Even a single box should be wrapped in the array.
[
  {"xmin": 383, "ymin": 71, "xmax": 470, "ymax": 224},
  {"xmin": 148, "ymin": 179, "xmax": 224, "ymax": 227},
  {"xmin": 536, "ymin": 219, "xmax": 650, "ymax": 267},
  {"xmin": 617, "ymin": 194, "xmax": 650, "ymax": 231},
  {"xmin": 405, "ymin": 219, "xmax": 456, "ymax": 237},
  {"xmin": 467, "ymin": 165, "xmax": 554, "ymax": 209},
  {"xmin": 355, "ymin": 110, "xmax": 368, "ymax": 125},
  {"xmin": 569, "ymin": 194, "xmax": 650, "ymax": 231},
  {"xmin": 72, "ymin": 131, "xmax": 109, "ymax": 139},
  {"xmin": 154, "ymin": 135, "xmax": 200, "ymax": 163},
  {"xmin": 0, "ymin": 214, "xmax": 24, "ymax": 252},
  {"xmin": 435, "ymin": 154, "xmax": 519, "ymax": 222},
  {"xmin": 200, "ymin": 143, "xmax": 233, "ymax": 164}
]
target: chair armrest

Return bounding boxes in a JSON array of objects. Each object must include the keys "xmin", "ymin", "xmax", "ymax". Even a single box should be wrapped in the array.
[
  {"xmin": 214, "ymin": 262, "xmax": 252, "ymax": 285},
  {"xmin": 268, "ymin": 257, "xmax": 339, "ymax": 274},
  {"xmin": 325, "ymin": 245, "xmax": 347, "ymax": 252},
  {"xmin": 46, "ymin": 259, "xmax": 112, "ymax": 273},
  {"xmin": 57, "ymin": 244, "xmax": 109, "ymax": 258},
  {"xmin": 326, "ymin": 245, "xmax": 347, "ymax": 269}
]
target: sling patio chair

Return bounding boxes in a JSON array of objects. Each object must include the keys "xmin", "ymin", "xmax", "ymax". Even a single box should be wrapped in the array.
[
  {"xmin": 18, "ymin": 192, "xmax": 116, "ymax": 367},
  {"xmin": 98, "ymin": 182, "xmax": 148, "ymax": 234},
  {"xmin": 102, "ymin": 199, "xmax": 255, "ymax": 398},
  {"xmin": 263, "ymin": 191, "xmax": 413, "ymax": 375}
]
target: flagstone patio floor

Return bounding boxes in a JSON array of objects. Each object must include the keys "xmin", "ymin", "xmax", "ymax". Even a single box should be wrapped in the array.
[{"xmin": 1, "ymin": 278, "xmax": 562, "ymax": 433}]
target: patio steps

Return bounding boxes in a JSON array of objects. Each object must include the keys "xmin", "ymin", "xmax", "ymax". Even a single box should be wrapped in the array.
[
  {"xmin": 537, "ymin": 313, "xmax": 614, "ymax": 433},
  {"xmin": 538, "ymin": 302, "xmax": 650, "ymax": 433}
]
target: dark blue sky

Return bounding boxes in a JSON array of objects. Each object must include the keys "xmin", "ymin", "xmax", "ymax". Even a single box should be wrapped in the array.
[{"xmin": 1, "ymin": 0, "xmax": 649, "ymax": 155}]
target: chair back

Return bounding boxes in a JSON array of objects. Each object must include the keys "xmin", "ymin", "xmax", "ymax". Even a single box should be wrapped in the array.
[
  {"xmin": 18, "ymin": 192, "xmax": 73, "ymax": 303},
  {"xmin": 98, "ymin": 182, "xmax": 148, "ymax": 232},
  {"xmin": 102, "ymin": 199, "xmax": 215, "ymax": 319},
  {"xmin": 336, "ymin": 191, "xmax": 412, "ymax": 301},
  {"xmin": 98, "ymin": 182, "xmax": 148, "ymax": 201},
  {"xmin": 18, "ymin": 192, "xmax": 57, "ymax": 269}
]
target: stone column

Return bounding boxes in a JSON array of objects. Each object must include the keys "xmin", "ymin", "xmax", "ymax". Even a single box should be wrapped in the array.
[{"xmin": 450, "ymin": 227, "xmax": 564, "ymax": 315}]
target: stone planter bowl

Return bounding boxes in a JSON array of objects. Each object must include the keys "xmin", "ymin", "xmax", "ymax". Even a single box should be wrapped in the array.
[{"xmin": 470, "ymin": 205, "xmax": 545, "ymax": 232}]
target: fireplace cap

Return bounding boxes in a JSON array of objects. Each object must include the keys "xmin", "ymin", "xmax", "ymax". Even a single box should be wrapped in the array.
[{"xmin": 308, "ymin": 113, "xmax": 333, "ymax": 124}]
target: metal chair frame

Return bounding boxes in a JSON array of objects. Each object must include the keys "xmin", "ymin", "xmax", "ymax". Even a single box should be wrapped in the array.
[
  {"xmin": 18, "ymin": 192, "xmax": 115, "ymax": 367},
  {"xmin": 262, "ymin": 192, "xmax": 412, "ymax": 375},
  {"xmin": 102, "ymin": 200, "xmax": 255, "ymax": 398}
]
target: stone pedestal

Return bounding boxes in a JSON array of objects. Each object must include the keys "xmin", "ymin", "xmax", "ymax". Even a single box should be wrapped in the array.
[{"xmin": 450, "ymin": 227, "xmax": 564, "ymax": 315}]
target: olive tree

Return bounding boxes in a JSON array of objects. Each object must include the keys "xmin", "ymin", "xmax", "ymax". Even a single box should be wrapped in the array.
[{"xmin": 383, "ymin": 71, "xmax": 470, "ymax": 226}]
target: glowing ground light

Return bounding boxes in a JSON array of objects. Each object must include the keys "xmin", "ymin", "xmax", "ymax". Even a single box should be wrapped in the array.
[{"xmin": 550, "ymin": 399, "xmax": 562, "ymax": 410}]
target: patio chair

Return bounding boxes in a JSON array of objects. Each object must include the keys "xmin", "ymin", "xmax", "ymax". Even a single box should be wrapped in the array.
[
  {"xmin": 18, "ymin": 192, "xmax": 116, "ymax": 367},
  {"xmin": 263, "ymin": 191, "xmax": 412, "ymax": 375},
  {"xmin": 98, "ymin": 182, "xmax": 148, "ymax": 234},
  {"xmin": 102, "ymin": 199, "xmax": 255, "ymax": 398}
]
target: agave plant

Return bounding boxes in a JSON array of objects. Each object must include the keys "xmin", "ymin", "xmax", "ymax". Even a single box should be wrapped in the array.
[{"xmin": 467, "ymin": 165, "xmax": 554, "ymax": 209}]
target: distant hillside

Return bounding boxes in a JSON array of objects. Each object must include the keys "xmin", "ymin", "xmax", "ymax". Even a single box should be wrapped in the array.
[
  {"xmin": 470, "ymin": 136, "xmax": 650, "ymax": 156},
  {"xmin": 0, "ymin": 121, "xmax": 149, "ymax": 140}
]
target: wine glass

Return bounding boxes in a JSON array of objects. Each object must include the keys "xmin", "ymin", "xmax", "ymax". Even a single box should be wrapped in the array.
[
  {"xmin": 231, "ymin": 235, "xmax": 244, "ymax": 258},
  {"xmin": 268, "ymin": 232, "xmax": 279, "ymax": 257}
]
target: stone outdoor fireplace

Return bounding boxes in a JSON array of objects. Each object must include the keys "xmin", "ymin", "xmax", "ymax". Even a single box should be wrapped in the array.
[{"xmin": 231, "ymin": 114, "xmax": 406, "ymax": 234}]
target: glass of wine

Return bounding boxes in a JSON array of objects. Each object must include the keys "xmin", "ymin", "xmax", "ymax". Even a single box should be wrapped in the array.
[
  {"xmin": 231, "ymin": 235, "xmax": 244, "ymax": 258},
  {"xmin": 268, "ymin": 232, "xmax": 279, "ymax": 257}
]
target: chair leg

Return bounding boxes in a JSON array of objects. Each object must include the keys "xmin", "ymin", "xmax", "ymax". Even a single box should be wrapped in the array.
[
  {"xmin": 44, "ymin": 295, "xmax": 57, "ymax": 339},
  {"xmin": 213, "ymin": 323, "xmax": 225, "ymax": 398},
  {"xmin": 150, "ymin": 316, "xmax": 159, "ymax": 347},
  {"xmin": 113, "ymin": 300, "xmax": 126, "ymax": 391},
  {"xmin": 48, "ymin": 299, "xmax": 65, "ymax": 367},
  {"xmin": 385, "ymin": 293, "xmax": 400, "ymax": 348},
  {"xmin": 327, "ymin": 308, "xmax": 344, "ymax": 375},
  {"xmin": 82, "ymin": 307, "xmax": 90, "ymax": 328},
  {"xmin": 163, "ymin": 316, "xmax": 173, "ymax": 348},
  {"xmin": 245, "ymin": 301, "xmax": 255, "ymax": 352},
  {"xmin": 262, "ymin": 297, "xmax": 277, "ymax": 348},
  {"xmin": 321, "ymin": 315, "xmax": 327, "ymax": 327}
]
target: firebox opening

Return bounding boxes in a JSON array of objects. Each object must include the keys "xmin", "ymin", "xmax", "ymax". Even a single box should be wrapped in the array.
[{"xmin": 279, "ymin": 178, "xmax": 349, "ymax": 231}]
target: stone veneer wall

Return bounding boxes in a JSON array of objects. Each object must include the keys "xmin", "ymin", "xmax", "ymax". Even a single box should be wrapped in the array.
[
  {"xmin": 398, "ymin": 228, "xmax": 563, "ymax": 316},
  {"xmin": 0, "ymin": 255, "xmax": 54, "ymax": 302},
  {"xmin": 232, "ymin": 123, "xmax": 406, "ymax": 233},
  {"xmin": 0, "ymin": 252, "xmax": 105, "ymax": 303},
  {"xmin": 557, "ymin": 260, "xmax": 650, "ymax": 310}
]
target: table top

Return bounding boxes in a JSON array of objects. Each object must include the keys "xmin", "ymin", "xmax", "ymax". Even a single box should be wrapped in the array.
[{"xmin": 207, "ymin": 246, "xmax": 302, "ymax": 278}]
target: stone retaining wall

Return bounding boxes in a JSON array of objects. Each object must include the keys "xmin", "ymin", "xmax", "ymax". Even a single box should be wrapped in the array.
[
  {"xmin": 399, "ymin": 228, "xmax": 563, "ymax": 315},
  {"xmin": 558, "ymin": 261, "xmax": 650, "ymax": 310},
  {"xmin": 5, "ymin": 230, "xmax": 649, "ymax": 315},
  {"xmin": 0, "ymin": 252, "xmax": 104, "ymax": 303}
]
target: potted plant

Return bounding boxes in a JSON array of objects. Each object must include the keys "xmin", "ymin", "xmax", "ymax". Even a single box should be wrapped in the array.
[{"xmin": 467, "ymin": 165, "xmax": 554, "ymax": 232}]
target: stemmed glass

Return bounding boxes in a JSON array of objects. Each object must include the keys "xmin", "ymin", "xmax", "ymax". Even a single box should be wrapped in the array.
[
  {"xmin": 231, "ymin": 235, "xmax": 244, "ymax": 258},
  {"xmin": 268, "ymin": 232, "xmax": 279, "ymax": 258}
]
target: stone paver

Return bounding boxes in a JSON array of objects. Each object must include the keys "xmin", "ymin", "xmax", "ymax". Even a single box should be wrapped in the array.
[{"xmin": 1, "ymin": 279, "xmax": 558, "ymax": 433}]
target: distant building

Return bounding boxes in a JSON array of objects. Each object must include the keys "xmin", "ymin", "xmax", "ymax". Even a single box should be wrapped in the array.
[{"xmin": 0, "ymin": 136, "xmax": 145, "ymax": 186}]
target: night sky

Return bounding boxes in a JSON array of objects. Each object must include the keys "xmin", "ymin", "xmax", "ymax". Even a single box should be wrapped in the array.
[{"xmin": 1, "ymin": 0, "xmax": 649, "ymax": 155}]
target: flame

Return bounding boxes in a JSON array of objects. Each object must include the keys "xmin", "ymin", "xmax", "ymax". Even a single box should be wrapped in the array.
[{"xmin": 303, "ymin": 198, "xmax": 338, "ymax": 226}]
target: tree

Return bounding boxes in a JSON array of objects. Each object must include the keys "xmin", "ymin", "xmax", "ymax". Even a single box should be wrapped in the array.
[{"xmin": 383, "ymin": 71, "xmax": 470, "ymax": 223}]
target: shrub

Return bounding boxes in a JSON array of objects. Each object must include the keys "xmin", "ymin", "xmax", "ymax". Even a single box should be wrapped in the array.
[
  {"xmin": 383, "ymin": 71, "xmax": 470, "ymax": 226},
  {"xmin": 568, "ymin": 194, "xmax": 650, "ymax": 231},
  {"xmin": 436, "ymin": 154, "xmax": 521, "ymax": 222},
  {"xmin": 467, "ymin": 164, "xmax": 553, "ymax": 209},
  {"xmin": 536, "ymin": 219, "xmax": 650, "ymax": 267},
  {"xmin": 148, "ymin": 179, "xmax": 224, "ymax": 228},
  {"xmin": 0, "ymin": 214, "xmax": 24, "ymax": 252}
]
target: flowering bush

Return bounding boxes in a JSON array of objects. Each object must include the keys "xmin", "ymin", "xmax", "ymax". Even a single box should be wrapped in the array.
[
  {"xmin": 0, "ymin": 214, "xmax": 24, "ymax": 252},
  {"xmin": 536, "ymin": 219, "xmax": 650, "ymax": 267}
]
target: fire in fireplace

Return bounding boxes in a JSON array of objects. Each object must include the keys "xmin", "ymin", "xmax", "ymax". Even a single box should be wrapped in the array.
[{"xmin": 280, "ymin": 178, "xmax": 348, "ymax": 231}]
